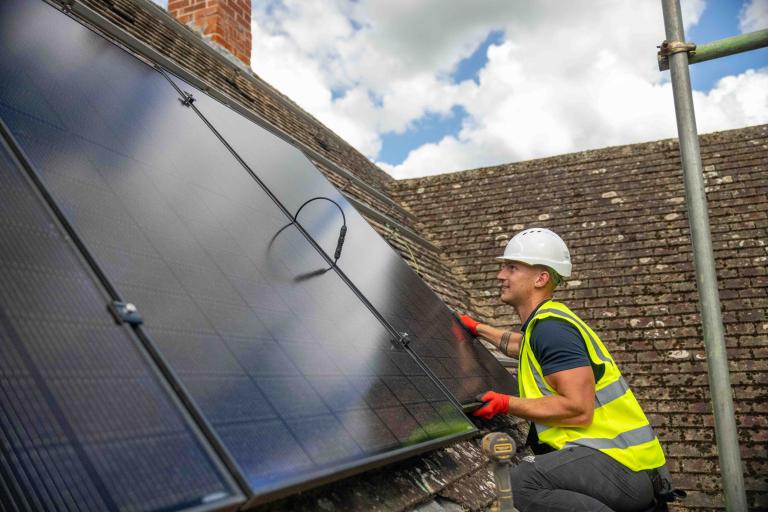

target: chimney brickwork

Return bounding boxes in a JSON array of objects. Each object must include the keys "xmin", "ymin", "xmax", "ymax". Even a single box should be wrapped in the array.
[{"xmin": 168, "ymin": 0, "xmax": 251, "ymax": 66}]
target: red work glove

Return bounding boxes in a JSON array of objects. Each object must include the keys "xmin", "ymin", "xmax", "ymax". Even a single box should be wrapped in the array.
[
  {"xmin": 473, "ymin": 391, "xmax": 510, "ymax": 420},
  {"xmin": 459, "ymin": 314, "xmax": 480, "ymax": 336}
]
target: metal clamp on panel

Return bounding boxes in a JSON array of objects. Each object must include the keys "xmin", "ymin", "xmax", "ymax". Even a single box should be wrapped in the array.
[
  {"xmin": 108, "ymin": 301, "xmax": 144, "ymax": 326},
  {"xmin": 179, "ymin": 91, "xmax": 196, "ymax": 107},
  {"xmin": 396, "ymin": 332, "xmax": 411, "ymax": 348}
]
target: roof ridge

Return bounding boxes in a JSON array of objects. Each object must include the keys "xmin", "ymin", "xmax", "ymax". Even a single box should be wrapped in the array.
[{"xmin": 394, "ymin": 123, "xmax": 768, "ymax": 185}]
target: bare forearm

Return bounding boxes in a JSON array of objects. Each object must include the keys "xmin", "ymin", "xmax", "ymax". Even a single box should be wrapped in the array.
[
  {"xmin": 475, "ymin": 323, "xmax": 522, "ymax": 358},
  {"xmin": 507, "ymin": 395, "xmax": 593, "ymax": 427}
]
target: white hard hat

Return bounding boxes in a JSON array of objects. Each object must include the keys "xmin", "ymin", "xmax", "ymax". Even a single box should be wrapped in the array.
[{"xmin": 496, "ymin": 228, "xmax": 572, "ymax": 277}]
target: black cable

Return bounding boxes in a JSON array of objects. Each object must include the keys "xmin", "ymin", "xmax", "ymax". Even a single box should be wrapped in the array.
[{"xmin": 285, "ymin": 196, "xmax": 348, "ymax": 271}]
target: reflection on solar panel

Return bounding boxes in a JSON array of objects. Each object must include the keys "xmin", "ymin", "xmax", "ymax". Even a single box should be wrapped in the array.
[
  {"xmin": 0, "ymin": 129, "xmax": 240, "ymax": 509},
  {"xmin": 180, "ymin": 80, "xmax": 518, "ymax": 403},
  {"xmin": 0, "ymin": 0, "xmax": 480, "ymax": 507}
]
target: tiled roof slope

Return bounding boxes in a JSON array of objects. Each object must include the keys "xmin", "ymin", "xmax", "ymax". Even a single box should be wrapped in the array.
[
  {"xmin": 391, "ymin": 124, "xmax": 768, "ymax": 511},
  {"xmin": 68, "ymin": 0, "xmax": 472, "ymax": 312}
]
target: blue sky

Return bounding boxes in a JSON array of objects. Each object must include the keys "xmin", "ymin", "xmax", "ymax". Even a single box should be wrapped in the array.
[
  {"xmin": 155, "ymin": 0, "xmax": 768, "ymax": 178},
  {"xmin": 686, "ymin": 1, "xmax": 768, "ymax": 91},
  {"xmin": 379, "ymin": 106, "xmax": 468, "ymax": 164},
  {"xmin": 452, "ymin": 31, "xmax": 506, "ymax": 84}
]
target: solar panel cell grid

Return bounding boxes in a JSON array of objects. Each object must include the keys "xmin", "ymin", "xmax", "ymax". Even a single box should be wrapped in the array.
[
  {"xmin": 0, "ymin": 1, "xmax": 476, "ymax": 505},
  {"xmin": 0, "ymin": 140, "xmax": 238, "ymax": 510},
  {"xmin": 182, "ymin": 79, "xmax": 518, "ymax": 404}
]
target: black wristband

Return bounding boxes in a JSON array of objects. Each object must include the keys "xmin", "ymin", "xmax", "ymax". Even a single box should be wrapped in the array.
[{"xmin": 500, "ymin": 331, "xmax": 512, "ymax": 355}]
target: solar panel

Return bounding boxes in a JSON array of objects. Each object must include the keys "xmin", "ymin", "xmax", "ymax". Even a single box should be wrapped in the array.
[
  {"xmin": 0, "ymin": 130, "xmax": 241, "ymax": 510},
  {"xmin": 172, "ymin": 78, "xmax": 518, "ymax": 404},
  {"xmin": 0, "ymin": 0, "xmax": 476, "ymax": 506}
]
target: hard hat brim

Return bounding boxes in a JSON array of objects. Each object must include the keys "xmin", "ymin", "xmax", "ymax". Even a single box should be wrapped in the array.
[{"xmin": 494, "ymin": 256, "xmax": 571, "ymax": 277}]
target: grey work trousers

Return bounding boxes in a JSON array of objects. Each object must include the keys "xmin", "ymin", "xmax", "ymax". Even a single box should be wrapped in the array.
[{"xmin": 511, "ymin": 446, "xmax": 656, "ymax": 512}]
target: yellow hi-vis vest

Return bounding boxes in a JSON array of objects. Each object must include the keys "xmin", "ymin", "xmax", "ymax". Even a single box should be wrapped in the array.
[{"xmin": 518, "ymin": 300, "xmax": 666, "ymax": 472}]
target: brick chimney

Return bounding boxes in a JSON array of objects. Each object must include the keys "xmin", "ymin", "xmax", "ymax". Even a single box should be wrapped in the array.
[{"xmin": 168, "ymin": 0, "xmax": 252, "ymax": 66}]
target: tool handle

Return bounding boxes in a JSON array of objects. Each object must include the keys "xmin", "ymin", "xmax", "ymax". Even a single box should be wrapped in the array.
[{"xmin": 491, "ymin": 461, "xmax": 517, "ymax": 512}]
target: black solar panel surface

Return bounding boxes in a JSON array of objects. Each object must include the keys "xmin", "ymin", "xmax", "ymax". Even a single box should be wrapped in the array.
[
  {"xmin": 0, "ymin": 132, "xmax": 238, "ymax": 510},
  {"xmin": 0, "ymin": 0, "xmax": 475, "ymax": 505},
  {"xmin": 182, "ymin": 83, "xmax": 518, "ymax": 403}
]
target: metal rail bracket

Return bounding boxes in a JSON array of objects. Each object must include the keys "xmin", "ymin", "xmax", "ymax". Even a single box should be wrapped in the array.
[
  {"xmin": 179, "ymin": 91, "xmax": 196, "ymax": 107},
  {"xmin": 108, "ymin": 301, "xmax": 144, "ymax": 326}
]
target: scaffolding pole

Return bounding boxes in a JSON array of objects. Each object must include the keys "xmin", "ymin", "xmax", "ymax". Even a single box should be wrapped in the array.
[
  {"xmin": 658, "ymin": 28, "xmax": 768, "ymax": 70},
  {"xmin": 660, "ymin": 1, "xmax": 748, "ymax": 510}
]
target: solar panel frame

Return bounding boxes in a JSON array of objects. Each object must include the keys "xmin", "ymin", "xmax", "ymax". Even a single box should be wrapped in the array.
[
  {"xmin": 53, "ymin": 0, "xmax": 516, "ymax": 408},
  {"xmin": 158, "ymin": 68, "xmax": 481, "ymax": 404},
  {"xmin": 0, "ymin": 1, "xmax": 478, "ymax": 506},
  {"xmin": 165, "ymin": 74, "xmax": 519, "ymax": 405}
]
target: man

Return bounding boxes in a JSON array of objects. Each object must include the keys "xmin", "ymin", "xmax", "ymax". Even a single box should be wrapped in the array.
[{"xmin": 461, "ymin": 228, "xmax": 679, "ymax": 512}]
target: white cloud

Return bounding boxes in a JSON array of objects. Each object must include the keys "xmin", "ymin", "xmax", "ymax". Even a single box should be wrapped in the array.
[
  {"xmin": 248, "ymin": 0, "xmax": 767, "ymax": 179},
  {"xmin": 695, "ymin": 68, "xmax": 768, "ymax": 130},
  {"xmin": 382, "ymin": 67, "xmax": 768, "ymax": 179},
  {"xmin": 681, "ymin": 0, "xmax": 707, "ymax": 30},
  {"xmin": 740, "ymin": 0, "xmax": 768, "ymax": 32},
  {"xmin": 249, "ymin": 0, "xmax": 486, "ymax": 154}
]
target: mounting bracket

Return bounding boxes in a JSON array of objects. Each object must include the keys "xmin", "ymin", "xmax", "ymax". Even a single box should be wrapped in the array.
[
  {"xmin": 179, "ymin": 91, "xmax": 196, "ymax": 107},
  {"xmin": 108, "ymin": 301, "xmax": 144, "ymax": 326}
]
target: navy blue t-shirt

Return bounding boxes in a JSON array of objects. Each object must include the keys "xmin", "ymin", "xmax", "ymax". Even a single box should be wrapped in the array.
[
  {"xmin": 521, "ymin": 305, "xmax": 596, "ymax": 454},
  {"xmin": 521, "ymin": 308, "xmax": 591, "ymax": 376}
]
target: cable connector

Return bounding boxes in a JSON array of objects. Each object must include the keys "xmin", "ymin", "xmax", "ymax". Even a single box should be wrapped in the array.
[
  {"xmin": 334, "ymin": 225, "xmax": 347, "ymax": 260},
  {"xmin": 291, "ymin": 197, "xmax": 348, "ymax": 268}
]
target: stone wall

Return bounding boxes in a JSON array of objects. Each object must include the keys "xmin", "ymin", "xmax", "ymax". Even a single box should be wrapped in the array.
[{"xmin": 391, "ymin": 124, "xmax": 768, "ymax": 510}]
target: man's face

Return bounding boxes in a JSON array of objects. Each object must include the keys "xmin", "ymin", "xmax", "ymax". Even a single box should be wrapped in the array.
[{"xmin": 497, "ymin": 261, "xmax": 540, "ymax": 305}]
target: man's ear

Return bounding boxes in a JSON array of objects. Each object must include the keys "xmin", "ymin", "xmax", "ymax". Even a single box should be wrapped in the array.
[{"xmin": 533, "ymin": 268, "xmax": 551, "ymax": 289}]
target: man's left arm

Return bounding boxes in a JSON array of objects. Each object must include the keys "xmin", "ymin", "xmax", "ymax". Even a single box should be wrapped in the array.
[
  {"xmin": 475, "ymin": 366, "xmax": 595, "ymax": 426},
  {"xmin": 510, "ymin": 366, "xmax": 595, "ymax": 426}
]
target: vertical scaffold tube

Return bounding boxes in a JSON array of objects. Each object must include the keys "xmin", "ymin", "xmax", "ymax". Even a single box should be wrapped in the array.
[{"xmin": 660, "ymin": 1, "xmax": 747, "ymax": 510}]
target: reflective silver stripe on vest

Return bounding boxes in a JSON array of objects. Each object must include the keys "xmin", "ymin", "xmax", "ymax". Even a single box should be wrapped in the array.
[
  {"xmin": 537, "ymin": 308, "xmax": 612, "ymax": 364},
  {"xmin": 533, "ymin": 377, "xmax": 629, "ymax": 435},
  {"xmin": 528, "ymin": 352, "xmax": 552, "ymax": 434},
  {"xmin": 595, "ymin": 376, "xmax": 630, "ymax": 408},
  {"xmin": 565, "ymin": 424, "xmax": 657, "ymax": 451},
  {"xmin": 527, "ymin": 353, "xmax": 552, "ymax": 396},
  {"xmin": 526, "ymin": 334, "xmax": 628, "ymax": 436}
]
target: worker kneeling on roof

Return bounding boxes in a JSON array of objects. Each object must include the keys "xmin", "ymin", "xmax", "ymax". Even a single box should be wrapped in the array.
[{"xmin": 461, "ymin": 228, "xmax": 682, "ymax": 512}]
